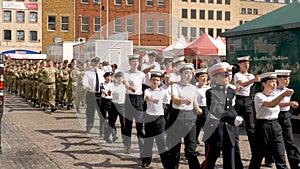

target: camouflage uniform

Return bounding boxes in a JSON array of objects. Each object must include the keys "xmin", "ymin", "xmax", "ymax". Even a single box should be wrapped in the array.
[{"xmin": 42, "ymin": 63, "xmax": 57, "ymax": 112}]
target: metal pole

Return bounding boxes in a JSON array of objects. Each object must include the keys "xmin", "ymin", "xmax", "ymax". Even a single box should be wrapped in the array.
[
  {"xmin": 99, "ymin": 0, "xmax": 102, "ymax": 39},
  {"xmin": 178, "ymin": 20, "xmax": 183, "ymax": 38}
]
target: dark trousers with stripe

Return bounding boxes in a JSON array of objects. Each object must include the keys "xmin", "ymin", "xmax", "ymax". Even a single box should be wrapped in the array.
[
  {"xmin": 100, "ymin": 98, "xmax": 111, "ymax": 135},
  {"xmin": 85, "ymin": 91, "xmax": 101, "ymax": 132},
  {"xmin": 249, "ymin": 119, "xmax": 287, "ymax": 169},
  {"xmin": 104, "ymin": 102, "xmax": 125, "ymax": 140}
]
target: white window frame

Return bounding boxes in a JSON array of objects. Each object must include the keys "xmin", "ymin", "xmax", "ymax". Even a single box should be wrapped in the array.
[
  {"xmin": 157, "ymin": 19, "xmax": 165, "ymax": 35},
  {"xmin": 81, "ymin": 0, "xmax": 89, "ymax": 4},
  {"xmin": 115, "ymin": 0, "xmax": 122, "ymax": 5},
  {"xmin": 81, "ymin": 16, "xmax": 90, "ymax": 32},
  {"xmin": 146, "ymin": 0, "xmax": 154, "ymax": 7},
  {"xmin": 126, "ymin": 0, "xmax": 134, "ymax": 5},
  {"xmin": 17, "ymin": 11, "xmax": 25, "ymax": 22},
  {"xmin": 4, "ymin": 11, "xmax": 12, "ymax": 22},
  {"xmin": 114, "ymin": 18, "xmax": 122, "ymax": 33},
  {"xmin": 61, "ymin": 16, "xmax": 69, "ymax": 31},
  {"xmin": 48, "ymin": 15, "xmax": 56, "ymax": 31},
  {"xmin": 146, "ymin": 19, "xmax": 154, "ymax": 34},
  {"xmin": 126, "ymin": 18, "xmax": 134, "ymax": 34},
  {"xmin": 29, "ymin": 12, "xmax": 38, "ymax": 23},
  {"xmin": 94, "ymin": 17, "xmax": 101, "ymax": 32},
  {"xmin": 158, "ymin": 0, "xmax": 165, "ymax": 7}
]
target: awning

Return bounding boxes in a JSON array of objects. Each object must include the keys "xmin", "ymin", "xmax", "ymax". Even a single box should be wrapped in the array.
[{"xmin": 4, "ymin": 54, "xmax": 47, "ymax": 60}]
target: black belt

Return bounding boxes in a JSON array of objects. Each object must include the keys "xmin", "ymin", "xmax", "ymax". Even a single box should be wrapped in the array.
[
  {"xmin": 45, "ymin": 83, "xmax": 55, "ymax": 85},
  {"xmin": 256, "ymin": 119, "xmax": 278, "ymax": 123}
]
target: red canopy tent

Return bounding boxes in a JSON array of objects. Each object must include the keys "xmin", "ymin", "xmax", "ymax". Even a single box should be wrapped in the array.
[{"xmin": 184, "ymin": 32, "xmax": 218, "ymax": 56}]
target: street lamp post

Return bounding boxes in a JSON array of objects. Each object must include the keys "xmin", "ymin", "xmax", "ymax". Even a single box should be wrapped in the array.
[
  {"xmin": 99, "ymin": 0, "xmax": 102, "ymax": 39},
  {"xmin": 178, "ymin": 20, "xmax": 184, "ymax": 38}
]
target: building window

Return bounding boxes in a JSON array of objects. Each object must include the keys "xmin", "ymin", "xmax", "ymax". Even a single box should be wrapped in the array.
[
  {"xmin": 146, "ymin": 19, "xmax": 154, "ymax": 34},
  {"xmin": 200, "ymin": 0, "xmax": 205, "ymax": 2},
  {"xmin": 81, "ymin": 16, "xmax": 89, "ymax": 32},
  {"xmin": 30, "ymin": 31, "xmax": 38, "ymax": 41},
  {"xmin": 127, "ymin": 0, "xmax": 133, "ymax": 5},
  {"xmin": 4, "ymin": 11, "xmax": 11, "ymax": 22},
  {"xmin": 94, "ymin": 17, "xmax": 101, "ymax": 32},
  {"xmin": 182, "ymin": 9, "xmax": 188, "ymax": 18},
  {"xmin": 182, "ymin": 0, "xmax": 187, "ymax": 2},
  {"xmin": 48, "ymin": 16, "xmax": 56, "ymax": 31},
  {"xmin": 158, "ymin": 0, "xmax": 165, "ymax": 7},
  {"xmin": 61, "ymin": 16, "xmax": 69, "ymax": 31},
  {"xmin": 239, "ymin": 20, "xmax": 243, "ymax": 25},
  {"xmin": 4, "ymin": 30, "xmax": 12, "ymax": 41},
  {"xmin": 190, "ymin": 27, "xmax": 196, "ymax": 41},
  {"xmin": 191, "ymin": 9, "xmax": 196, "ymax": 19},
  {"xmin": 253, "ymin": 9, "xmax": 258, "ymax": 14},
  {"xmin": 248, "ymin": 8, "xmax": 252, "ymax": 14},
  {"xmin": 146, "ymin": 0, "xmax": 154, "ymax": 6},
  {"xmin": 199, "ymin": 28, "xmax": 205, "ymax": 36},
  {"xmin": 200, "ymin": 10, "xmax": 205, "ymax": 19},
  {"xmin": 17, "ymin": 30, "xmax": 25, "ymax": 41},
  {"xmin": 81, "ymin": 0, "xmax": 89, "ymax": 4},
  {"xmin": 191, "ymin": 0, "xmax": 196, "ymax": 2},
  {"xmin": 114, "ymin": 18, "xmax": 122, "ymax": 33},
  {"xmin": 241, "ymin": 8, "xmax": 246, "ymax": 14},
  {"xmin": 17, "ymin": 11, "xmax": 25, "ymax": 22},
  {"xmin": 94, "ymin": 0, "xmax": 101, "ymax": 4},
  {"xmin": 225, "ymin": 11, "xmax": 230, "ymax": 21},
  {"xmin": 216, "ymin": 28, "xmax": 222, "ymax": 37},
  {"xmin": 158, "ymin": 19, "xmax": 165, "ymax": 35},
  {"xmin": 217, "ymin": 0, "xmax": 222, "ymax": 4},
  {"xmin": 182, "ymin": 27, "xmax": 188, "ymax": 37},
  {"xmin": 126, "ymin": 18, "xmax": 134, "ymax": 34},
  {"xmin": 115, "ymin": 0, "xmax": 122, "ymax": 5},
  {"xmin": 29, "ymin": 0, "xmax": 37, "ymax": 1},
  {"xmin": 208, "ymin": 10, "xmax": 214, "ymax": 20},
  {"xmin": 208, "ymin": 0, "xmax": 213, "ymax": 3},
  {"xmin": 225, "ymin": 0, "xmax": 230, "ymax": 4},
  {"xmin": 208, "ymin": 28, "xmax": 213, "ymax": 37},
  {"xmin": 29, "ymin": 12, "xmax": 38, "ymax": 23},
  {"xmin": 217, "ymin": 11, "xmax": 222, "ymax": 20}
]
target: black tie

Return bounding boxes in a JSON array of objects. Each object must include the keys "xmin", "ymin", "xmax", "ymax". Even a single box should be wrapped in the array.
[{"xmin": 95, "ymin": 69, "xmax": 99, "ymax": 92}]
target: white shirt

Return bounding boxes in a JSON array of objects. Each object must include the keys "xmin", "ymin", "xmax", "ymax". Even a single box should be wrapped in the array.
[
  {"xmin": 141, "ymin": 61, "xmax": 160, "ymax": 87},
  {"xmin": 228, "ymin": 84, "xmax": 236, "ymax": 106},
  {"xmin": 274, "ymin": 87, "xmax": 291, "ymax": 111},
  {"xmin": 82, "ymin": 68, "xmax": 105, "ymax": 92},
  {"xmin": 123, "ymin": 70, "xmax": 145, "ymax": 95},
  {"xmin": 160, "ymin": 84, "xmax": 171, "ymax": 104},
  {"xmin": 196, "ymin": 85, "xmax": 211, "ymax": 107},
  {"xmin": 101, "ymin": 81, "xmax": 113, "ymax": 99},
  {"xmin": 254, "ymin": 92, "xmax": 280, "ymax": 120},
  {"xmin": 112, "ymin": 82, "xmax": 126, "ymax": 104},
  {"xmin": 169, "ymin": 72, "xmax": 181, "ymax": 83},
  {"xmin": 234, "ymin": 72, "xmax": 255, "ymax": 96},
  {"xmin": 144, "ymin": 88, "xmax": 167, "ymax": 116},
  {"xmin": 172, "ymin": 83, "xmax": 197, "ymax": 111}
]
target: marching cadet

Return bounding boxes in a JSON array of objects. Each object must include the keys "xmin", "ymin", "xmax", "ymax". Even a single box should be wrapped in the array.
[
  {"xmin": 194, "ymin": 68, "xmax": 210, "ymax": 146},
  {"xmin": 37, "ymin": 60, "xmax": 46, "ymax": 108},
  {"xmin": 67, "ymin": 59, "xmax": 77, "ymax": 110},
  {"xmin": 201, "ymin": 62, "xmax": 243, "ymax": 169},
  {"xmin": 166, "ymin": 63, "xmax": 202, "ymax": 169},
  {"xmin": 41, "ymin": 59, "xmax": 58, "ymax": 112},
  {"xmin": 104, "ymin": 72, "xmax": 126, "ymax": 144},
  {"xmin": 82, "ymin": 57, "xmax": 104, "ymax": 134},
  {"xmin": 274, "ymin": 70, "xmax": 300, "ymax": 169},
  {"xmin": 249, "ymin": 72, "xmax": 292, "ymax": 169},
  {"xmin": 55, "ymin": 61, "xmax": 62, "ymax": 105},
  {"xmin": 123, "ymin": 54, "xmax": 146, "ymax": 154},
  {"xmin": 233, "ymin": 56, "xmax": 260, "ymax": 154},
  {"xmin": 59, "ymin": 60, "xmax": 71, "ymax": 109},
  {"xmin": 141, "ymin": 69, "xmax": 168, "ymax": 169},
  {"xmin": 168, "ymin": 56, "xmax": 185, "ymax": 84},
  {"xmin": 32, "ymin": 61, "xmax": 40, "ymax": 106},
  {"xmin": 100, "ymin": 72, "xmax": 113, "ymax": 138}
]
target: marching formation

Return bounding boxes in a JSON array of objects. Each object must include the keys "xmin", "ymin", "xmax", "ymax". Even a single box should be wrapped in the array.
[{"xmin": 4, "ymin": 52, "xmax": 300, "ymax": 169}]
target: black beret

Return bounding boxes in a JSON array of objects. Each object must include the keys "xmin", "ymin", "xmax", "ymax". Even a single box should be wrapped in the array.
[
  {"xmin": 103, "ymin": 72, "xmax": 113, "ymax": 77},
  {"xmin": 91, "ymin": 57, "xmax": 100, "ymax": 63},
  {"xmin": 114, "ymin": 72, "xmax": 123, "ymax": 78}
]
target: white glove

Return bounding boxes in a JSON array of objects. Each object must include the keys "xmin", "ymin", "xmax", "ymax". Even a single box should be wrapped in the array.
[{"xmin": 234, "ymin": 116, "xmax": 243, "ymax": 126}]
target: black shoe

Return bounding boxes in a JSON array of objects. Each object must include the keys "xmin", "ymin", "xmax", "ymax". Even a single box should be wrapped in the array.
[
  {"xmin": 196, "ymin": 151, "xmax": 201, "ymax": 156},
  {"xmin": 51, "ymin": 107, "xmax": 57, "ymax": 112},
  {"xmin": 61, "ymin": 103, "xmax": 64, "ymax": 108},
  {"xmin": 104, "ymin": 137, "xmax": 112, "ymax": 144},
  {"xmin": 265, "ymin": 162, "xmax": 273, "ymax": 168},
  {"xmin": 113, "ymin": 136, "xmax": 118, "ymax": 142},
  {"xmin": 43, "ymin": 105, "xmax": 49, "ymax": 111},
  {"xmin": 124, "ymin": 147, "xmax": 131, "ymax": 154},
  {"xmin": 141, "ymin": 163, "xmax": 150, "ymax": 168},
  {"xmin": 86, "ymin": 127, "xmax": 92, "ymax": 133},
  {"xmin": 67, "ymin": 105, "xmax": 71, "ymax": 110}
]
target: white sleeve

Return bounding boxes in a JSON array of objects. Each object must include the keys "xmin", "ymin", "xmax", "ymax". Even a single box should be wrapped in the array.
[
  {"xmin": 254, "ymin": 93, "xmax": 264, "ymax": 109},
  {"xmin": 144, "ymin": 88, "xmax": 151, "ymax": 100},
  {"xmin": 171, "ymin": 84, "xmax": 179, "ymax": 97},
  {"xmin": 82, "ymin": 71, "xmax": 89, "ymax": 88}
]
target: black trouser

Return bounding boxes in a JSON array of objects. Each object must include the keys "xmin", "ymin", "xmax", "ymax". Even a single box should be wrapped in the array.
[
  {"xmin": 249, "ymin": 119, "xmax": 287, "ymax": 169},
  {"xmin": 166, "ymin": 109, "xmax": 201, "ymax": 169},
  {"xmin": 141, "ymin": 115, "xmax": 168, "ymax": 168},
  {"xmin": 266, "ymin": 111, "xmax": 300, "ymax": 169},
  {"xmin": 123, "ymin": 94, "xmax": 144, "ymax": 152},
  {"xmin": 196, "ymin": 106, "xmax": 207, "ymax": 143},
  {"xmin": 104, "ymin": 103, "xmax": 125, "ymax": 140},
  {"xmin": 85, "ymin": 91, "xmax": 101, "ymax": 132},
  {"xmin": 234, "ymin": 95, "xmax": 255, "ymax": 153},
  {"xmin": 201, "ymin": 126, "xmax": 235, "ymax": 169},
  {"xmin": 100, "ymin": 98, "xmax": 111, "ymax": 135},
  {"xmin": 234, "ymin": 126, "xmax": 244, "ymax": 169}
]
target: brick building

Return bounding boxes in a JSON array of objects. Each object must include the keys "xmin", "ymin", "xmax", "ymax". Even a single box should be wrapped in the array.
[{"xmin": 42, "ymin": 0, "xmax": 75, "ymax": 53}]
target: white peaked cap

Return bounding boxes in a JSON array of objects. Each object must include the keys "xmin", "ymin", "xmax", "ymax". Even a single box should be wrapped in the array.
[
  {"xmin": 172, "ymin": 56, "xmax": 185, "ymax": 64},
  {"xmin": 237, "ymin": 56, "xmax": 250, "ymax": 62},
  {"xmin": 195, "ymin": 68, "xmax": 208, "ymax": 74},
  {"xmin": 275, "ymin": 70, "xmax": 291, "ymax": 77},
  {"xmin": 259, "ymin": 72, "xmax": 277, "ymax": 82},
  {"xmin": 177, "ymin": 63, "xmax": 195, "ymax": 72},
  {"xmin": 209, "ymin": 62, "xmax": 230, "ymax": 76}
]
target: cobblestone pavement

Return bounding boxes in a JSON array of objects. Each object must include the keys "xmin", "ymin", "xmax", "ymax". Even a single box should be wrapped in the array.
[{"xmin": 0, "ymin": 93, "xmax": 299, "ymax": 169}]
